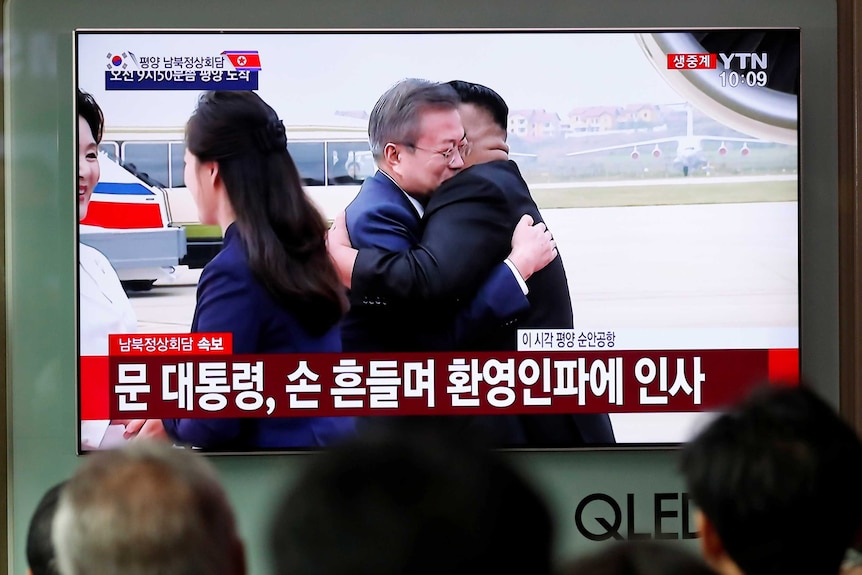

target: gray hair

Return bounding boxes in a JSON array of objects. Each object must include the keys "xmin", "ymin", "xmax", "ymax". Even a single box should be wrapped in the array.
[
  {"xmin": 52, "ymin": 441, "xmax": 242, "ymax": 575},
  {"xmin": 368, "ymin": 78, "xmax": 459, "ymax": 160}
]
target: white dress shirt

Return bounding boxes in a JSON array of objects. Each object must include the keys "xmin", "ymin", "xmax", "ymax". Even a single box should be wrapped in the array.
[{"xmin": 79, "ymin": 242, "xmax": 137, "ymax": 355}]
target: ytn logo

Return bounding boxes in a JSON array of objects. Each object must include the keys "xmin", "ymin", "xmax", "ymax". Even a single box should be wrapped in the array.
[{"xmin": 718, "ymin": 53, "xmax": 768, "ymax": 70}]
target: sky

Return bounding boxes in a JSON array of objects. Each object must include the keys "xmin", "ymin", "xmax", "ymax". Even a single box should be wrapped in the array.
[{"xmin": 77, "ymin": 31, "xmax": 686, "ymax": 128}]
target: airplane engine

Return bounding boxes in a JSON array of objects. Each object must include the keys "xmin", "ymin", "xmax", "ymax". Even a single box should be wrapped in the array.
[
  {"xmin": 631, "ymin": 147, "xmax": 640, "ymax": 160},
  {"xmin": 740, "ymin": 143, "xmax": 751, "ymax": 156},
  {"xmin": 718, "ymin": 142, "xmax": 728, "ymax": 156},
  {"xmin": 652, "ymin": 144, "xmax": 662, "ymax": 158}
]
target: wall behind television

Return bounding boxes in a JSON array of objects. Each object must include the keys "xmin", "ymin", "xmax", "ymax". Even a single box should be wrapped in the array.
[{"xmin": 5, "ymin": 1, "xmax": 836, "ymax": 574}]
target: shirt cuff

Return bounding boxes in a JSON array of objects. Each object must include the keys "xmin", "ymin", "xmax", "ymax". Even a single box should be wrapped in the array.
[{"xmin": 503, "ymin": 259, "xmax": 530, "ymax": 295}]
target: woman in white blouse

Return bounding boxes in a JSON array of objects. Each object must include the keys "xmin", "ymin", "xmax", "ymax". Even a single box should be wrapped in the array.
[
  {"xmin": 78, "ymin": 89, "xmax": 137, "ymax": 450},
  {"xmin": 78, "ymin": 89, "xmax": 137, "ymax": 356}
]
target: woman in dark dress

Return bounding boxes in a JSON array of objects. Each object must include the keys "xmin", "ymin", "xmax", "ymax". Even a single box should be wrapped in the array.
[{"xmin": 162, "ymin": 90, "xmax": 353, "ymax": 449}]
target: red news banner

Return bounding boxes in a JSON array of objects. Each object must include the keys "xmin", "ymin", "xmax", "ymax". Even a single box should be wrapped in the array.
[{"xmin": 79, "ymin": 334, "xmax": 799, "ymax": 420}]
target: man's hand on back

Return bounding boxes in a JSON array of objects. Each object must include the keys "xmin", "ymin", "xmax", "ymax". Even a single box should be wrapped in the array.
[{"xmin": 507, "ymin": 214, "xmax": 557, "ymax": 281}]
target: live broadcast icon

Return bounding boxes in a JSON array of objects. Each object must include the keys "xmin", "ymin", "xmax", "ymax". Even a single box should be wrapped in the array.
[{"xmin": 667, "ymin": 53, "xmax": 717, "ymax": 70}]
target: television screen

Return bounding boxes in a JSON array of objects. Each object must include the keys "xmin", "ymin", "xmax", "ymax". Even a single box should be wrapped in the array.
[{"xmin": 76, "ymin": 29, "xmax": 799, "ymax": 452}]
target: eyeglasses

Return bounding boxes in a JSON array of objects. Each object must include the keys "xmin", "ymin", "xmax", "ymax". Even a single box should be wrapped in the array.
[{"xmin": 398, "ymin": 137, "xmax": 469, "ymax": 166}]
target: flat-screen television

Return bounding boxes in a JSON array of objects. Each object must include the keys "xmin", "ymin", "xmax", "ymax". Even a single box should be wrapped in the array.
[{"xmin": 75, "ymin": 29, "xmax": 800, "ymax": 452}]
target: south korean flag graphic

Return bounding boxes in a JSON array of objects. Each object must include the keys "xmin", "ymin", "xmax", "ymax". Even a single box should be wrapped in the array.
[{"xmin": 106, "ymin": 51, "xmax": 139, "ymax": 70}]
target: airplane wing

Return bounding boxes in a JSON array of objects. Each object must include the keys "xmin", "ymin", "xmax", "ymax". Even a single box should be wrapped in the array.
[
  {"xmin": 566, "ymin": 135, "xmax": 794, "ymax": 158},
  {"xmin": 565, "ymin": 137, "xmax": 680, "ymax": 157},
  {"xmin": 697, "ymin": 136, "xmax": 797, "ymax": 146}
]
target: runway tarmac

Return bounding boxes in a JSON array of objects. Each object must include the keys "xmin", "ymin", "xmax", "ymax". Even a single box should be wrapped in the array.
[
  {"xmin": 123, "ymin": 200, "xmax": 798, "ymax": 444},
  {"xmin": 530, "ymin": 173, "xmax": 798, "ymax": 189}
]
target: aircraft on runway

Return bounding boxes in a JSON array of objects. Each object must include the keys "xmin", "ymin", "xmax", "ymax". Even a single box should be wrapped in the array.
[{"xmin": 565, "ymin": 105, "xmax": 791, "ymax": 176}]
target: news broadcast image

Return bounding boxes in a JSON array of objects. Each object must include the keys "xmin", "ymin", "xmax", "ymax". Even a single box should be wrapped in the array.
[{"xmin": 76, "ymin": 30, "xmax": 799, "ymax": 452}]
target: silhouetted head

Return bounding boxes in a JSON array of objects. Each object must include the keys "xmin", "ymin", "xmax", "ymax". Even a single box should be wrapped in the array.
[
  {"xmin": 680, "ymin": 385, "xmax": 862, "ymax": 575},
  {"xmin": 270, "ymin": 431, "xmax": 554, "ymax": 575}
]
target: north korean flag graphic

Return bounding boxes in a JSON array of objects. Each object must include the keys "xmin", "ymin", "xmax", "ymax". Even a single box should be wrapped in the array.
[{"xmin": 221, "ymin": 51, "xmax": 262, "ymax": 71}]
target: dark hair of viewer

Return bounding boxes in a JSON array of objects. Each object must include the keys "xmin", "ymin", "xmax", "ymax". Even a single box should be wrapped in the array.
[
  {"xmin": 446, "ymin": 80, "xmax": 509, "ymax": 133},
  {"xmin": 77, "ymin": 89, "xmax": 104, "ymax": 143},
  {"xmin": 680, "ymin": 385, "xmax": 862, "ymax": 575},
  {"xmin": 26, "ymin": 481, "xmax": 66, "ymax": 575},
  {"xmin": 185, "ymin": 91, "xmax": 346, "ymax": 334},
  {"xmin": 269, "ymin": 432, "xmax": 554, "ymax": 575},
  {"xmin": 27, "ymin": 481, "xmax": 66, "ymax": 575}
]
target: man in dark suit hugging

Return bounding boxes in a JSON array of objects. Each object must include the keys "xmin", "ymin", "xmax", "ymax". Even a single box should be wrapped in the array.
[
  {"xmin": 338, "ymin": 78, "xmax": 551, "ymax": 355},
  {"xmin": 331, "ymin": 79, "xmax": 614, "ymax": 447}
]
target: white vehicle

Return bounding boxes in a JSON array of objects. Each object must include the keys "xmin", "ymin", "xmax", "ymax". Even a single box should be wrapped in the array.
[
  {"xmin": 100, "ymin": 120, "xmax": 376, "ymax": 238},
  {"xmin": 80, "ymin": 152, "xmax": 187, "ymax": 291}
]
